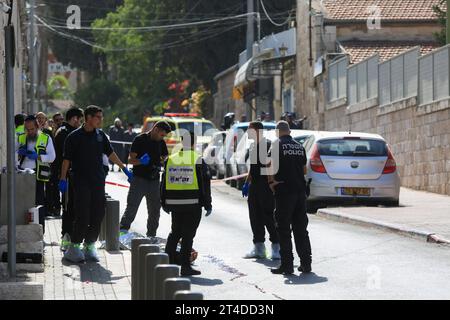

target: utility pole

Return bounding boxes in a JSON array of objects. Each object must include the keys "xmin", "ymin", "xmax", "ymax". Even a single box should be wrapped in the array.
[
  {"xmin": 246, "ymin": 0, "xmax": 255, "ymax": 61},
  {"xmin": 5, "ymin": 4, "xmax": 17, "ymax": 278},
  {"xmin": 447, "ymin": 0, "xmax": 450, "ymax": 44},
  {"xmin": 29, "ymin": 0, "xmax": 38, "ymax": 114}
]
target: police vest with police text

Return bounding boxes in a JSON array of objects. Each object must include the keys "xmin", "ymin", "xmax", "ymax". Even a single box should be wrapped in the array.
[
  {"xmin": 18, "ymin": 132, "xmax": 51, "ymax": 182},
  {"xmin": 164, "ymin": 150, "xmax": 201, "ymax": 208}
]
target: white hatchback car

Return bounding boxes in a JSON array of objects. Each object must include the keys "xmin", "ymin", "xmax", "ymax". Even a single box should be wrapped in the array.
[{"xmin": 303, "ymin": 131, "xmax": 400, "ymax": 212}]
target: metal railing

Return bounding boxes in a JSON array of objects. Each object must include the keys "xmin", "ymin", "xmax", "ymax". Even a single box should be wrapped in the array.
[
  {"xmin": 347, "ymin": 54, "xmax": 379, "ymax": 106},
  {"xmin": 328, "ymin": 57, "xmax": 348, "ymax": 102},
  {"xmin": 379, "ymin": 47, "xmax": 420, "ymax": 106},
  {"xmin": 419, "ymin": 44, "xmax": 450, "ymax": 105}
]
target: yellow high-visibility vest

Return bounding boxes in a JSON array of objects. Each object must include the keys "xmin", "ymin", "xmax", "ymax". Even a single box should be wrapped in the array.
[
  {"xmin": 165, "ymin": 150, "xmax": 201, "ymax": 206},
  {"xmin": 18, "ymin": 132, "xmax": 51, "ymax": 182}
]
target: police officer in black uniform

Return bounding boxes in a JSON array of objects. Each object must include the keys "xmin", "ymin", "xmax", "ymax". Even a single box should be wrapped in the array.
[
  {"xmin": 53, "ymin": 107, "xmax": 84, "ymax": 250},
  {"xmin": 268, "ymin": 121, "xmax": 312, "ymax": 275}
]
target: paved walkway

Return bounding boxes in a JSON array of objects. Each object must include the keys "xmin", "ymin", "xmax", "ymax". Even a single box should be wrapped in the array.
[
  {"xmin": 318, "ymin": 187, "xmax": 450, "ymax": 243},
  {"xmin": 42, "ymin": 219, "xmax": 131, "ymax": 300}
]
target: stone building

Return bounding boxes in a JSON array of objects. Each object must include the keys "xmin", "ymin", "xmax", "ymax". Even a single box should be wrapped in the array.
[
  {"xmin": 295, "ymin": 0, "xmax": 450, "ymax": 195},
  {"xmin": 0, "ymin": 1, "xmax": 28, "ymax": 169}
]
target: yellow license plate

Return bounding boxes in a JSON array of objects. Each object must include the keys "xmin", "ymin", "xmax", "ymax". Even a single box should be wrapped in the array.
[{"xmin": 341, "ymin": 187, "xmax": 371, "ymax": 196}]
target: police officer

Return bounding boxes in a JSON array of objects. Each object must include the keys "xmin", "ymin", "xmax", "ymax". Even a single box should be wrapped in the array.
[
  {"xmin": 119, "ymin": 120, "xmax": 172, "ymax": 240},
  {"xmin": 242, "ymin": 121, "xmax": 280, "ymax": 260},
  {"xmin": 161, "ymin": 131, "xmax": 212, "ymax": 276},
  {"xmin": 15, "ymin": 114, "xmax": 26, "ymax": 137},
  {"xmin": 53, "ymin": 107, "xmax": 84, "ymax": 250},
  {"xmin": 268, "ymin": 121, "xmax": 312, "ymax": 275},
  {"xmin": 59, "ymin": 105, "xmax": 133, "ymax": 263},
  {"xmin": 16, "ymin": 115, "xmax": 56, "ymax": 233}
]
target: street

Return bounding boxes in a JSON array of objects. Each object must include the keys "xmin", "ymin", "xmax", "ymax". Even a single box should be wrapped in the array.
[{"xmin": 106, "ymin": 172, "xmax": 450, "ymax": 300}]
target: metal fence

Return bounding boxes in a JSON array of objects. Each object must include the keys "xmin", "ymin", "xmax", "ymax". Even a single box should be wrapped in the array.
[
  {"xmin": 328, "ymin": 57, "xmax": 348, "ymax": 102},
  {"xmin": 347, "ymin": 55, "xmax": 379, "ymax": 106},
  {"xmin": 379, "ymin": 47, "xmax": 420, "ymax": 106},
  {"xmin": 419, "ymin": 44, "xmax": 450, "ymax": 105}
]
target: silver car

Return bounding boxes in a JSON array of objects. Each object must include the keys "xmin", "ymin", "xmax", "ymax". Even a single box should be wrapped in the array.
[{"xmin": 304, "ymin": 131, "xmax": 400, "ymax": 212}]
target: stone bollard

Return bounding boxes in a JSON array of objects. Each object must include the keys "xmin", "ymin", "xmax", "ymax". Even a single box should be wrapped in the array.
[
  {"xmin": 163, "ymin": 278, "xmax": 191, "ymax": 300},
  {"xmin": 131, "ymin": 239, "xmax": 154, "ymax": 300},
  {"xmin": 136, "ymin": 244, "xmax": 160, "ymax": 300},
  {"xmin": 174, "ymin": 290, "xmax": 204, "ymax": 300},
  {"xmin": 144, "ymin": 253, "xmax": 169, "ymax": 300},
  {"xmin": 105, "ymin": 199, "xmax": 120, "ymax": 252},
  {"xmin": 153, "ymin": 264, "xmax": 180, "ymax": 300}
]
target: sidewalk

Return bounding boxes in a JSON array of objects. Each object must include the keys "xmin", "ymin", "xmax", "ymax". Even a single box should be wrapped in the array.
[
  {"xmin": 317, "ymin": 187, "xmax": 450, "ymax": 244},
  {"xmin": 42, "ymin": 219, "xmax": 131, "ymax": 300}
]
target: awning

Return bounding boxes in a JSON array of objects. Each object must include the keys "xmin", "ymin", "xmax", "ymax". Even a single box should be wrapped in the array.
[{"xmin": 234, "ymin": 58, "xmax": 254, "ymax": 88}]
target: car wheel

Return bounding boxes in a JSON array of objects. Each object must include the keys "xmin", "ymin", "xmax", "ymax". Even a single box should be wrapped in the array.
[{"xmin": 383, "ymin": 199, "xmax": 400, "ymax": 207}]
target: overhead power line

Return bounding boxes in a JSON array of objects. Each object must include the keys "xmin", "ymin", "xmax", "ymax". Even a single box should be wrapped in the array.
[
  {"xmin": 38, "ymin": 12, "xmax": 258, "ymax": 31},
  {"xmin": 259, "ymin": 0, "xmax": 292, "ymax": 27}
]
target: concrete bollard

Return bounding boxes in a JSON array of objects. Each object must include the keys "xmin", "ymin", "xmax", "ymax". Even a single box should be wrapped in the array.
[
  {"xmin": 136, "ymin": 244, "xmax": 160, "ymax": 300},
  {"xmin": 131, "ymin": 239, "xmax": 154, "ymax": 300},
  {"xmin": 163, "ymin": 278, "xmax": 191, "ymax": 300},
  {"xmin": 174, "ymin": 290, "xmax": 204, "ymax": 300},
  {"xmin": 105, "ymin": 199, "xmax": 120, "ymax": 251},
  {"xmin": 154, "ymin": 264, "xmax": 180, "ymax": 300},
  {"xmin": 144, "ymin": 253, "xmax": 169, "ymax": 300}
]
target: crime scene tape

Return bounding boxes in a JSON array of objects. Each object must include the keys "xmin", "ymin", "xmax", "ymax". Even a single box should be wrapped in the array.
[
  {"xmin": 110, "ymin": 140, "xmax": 133, "ymax": 145},
  {"xmin": 105, "ymin": 172, "xmax": 248, "ymax": 189}
]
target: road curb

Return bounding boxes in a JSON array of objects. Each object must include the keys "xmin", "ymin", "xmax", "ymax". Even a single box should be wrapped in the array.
[{"xmin": 316, "ymin": 209, "xmax": 450, "ymax": 246}]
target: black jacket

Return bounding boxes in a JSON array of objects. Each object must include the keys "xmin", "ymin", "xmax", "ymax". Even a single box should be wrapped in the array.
[
  {"xmin": 160, "ymin": 156, "xmax": 212, "ymax": 212},
  {"xmin": 52, "ymin": 122, "xmax": 77, "ymax": 178}
]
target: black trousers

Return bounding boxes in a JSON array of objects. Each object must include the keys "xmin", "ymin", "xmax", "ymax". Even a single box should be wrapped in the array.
[
  {"xmin": 248, "ymin": 178, "xmax": 279, "ymax": 244},
  {"xmin": 35, "ymin": 180, "xmax": 47, "ymax": 234},
  {"xmin": 71, "ymin": 177, "xmax": 106, "ymax": 244},
  {"xmin": 274, "ymin": 191, "xmax": 312, "ymax": 269},
  {"xmin": 61, "ymin": 174, "xmax": 75, "ymax": 237},
  {"xmin": 46, "ymin": 174, "xmax": 61, "ymax": 215},
  {"xmin": 165, "ymin": 206, "xmax": 202, "ymax": 267}
]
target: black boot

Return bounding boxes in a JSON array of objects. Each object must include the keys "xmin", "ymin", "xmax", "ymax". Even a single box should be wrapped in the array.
[
  {"xmin": 271, "ymin": 265, "xmax": 294, "ymax": 275},
  {"xmin": 181, "ymin": 265, "xmax": 201, "ymax": 276}
]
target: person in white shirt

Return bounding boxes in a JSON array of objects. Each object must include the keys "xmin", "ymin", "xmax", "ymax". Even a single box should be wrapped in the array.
[{"xmin": 17, "ymin": 115, "xmax": 56, "ymax": 232}]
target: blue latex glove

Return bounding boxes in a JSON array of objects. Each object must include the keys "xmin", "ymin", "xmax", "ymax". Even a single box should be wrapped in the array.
[
  {"xmin": 26, "ymin": 151, "xmax": 38, "ymax": 161},
  {"xmin": 58, "ymin": 180, "xmax": 68, "ymax": 193},
  {"xmin": 205, "ymin": 209, "xmax": 212, "ymax": 217},
  {"xmin": 242, "ymin": 182, "xmax": 250, "ymax": 198},
  {"xmin": 122, "ymin": 167, "xmax": 134, "ymax": 183},
  {"xmin": 18, "ymin": 148, "xmax": 27, "ymax": 156},
  {"xmin": 139, "ymin": 153, "xmax": 151, "ymax": 166}
]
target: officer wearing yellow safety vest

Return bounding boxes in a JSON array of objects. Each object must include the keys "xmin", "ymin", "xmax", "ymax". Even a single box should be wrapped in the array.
[
  {"xmin": 161, "ymin": 131, "xmax": 212, "ymax": 276},
  {"xmin": 16, "ymin": 115, "xmax": 56, "ymax": 233}
]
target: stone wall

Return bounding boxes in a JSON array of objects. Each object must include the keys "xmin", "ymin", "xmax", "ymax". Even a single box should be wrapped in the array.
[{"xmin": 321, "ymin": 97, "xmax": 450, "ymax": 196}]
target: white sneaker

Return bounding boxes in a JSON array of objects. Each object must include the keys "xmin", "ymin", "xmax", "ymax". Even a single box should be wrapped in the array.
[
  {"xmin": 271, "ymin": 243, "xmax": 281, "ymax": 260},
  {"xmin": 243, "ymin": 243, "xmax": 266, "ymax": 259}
]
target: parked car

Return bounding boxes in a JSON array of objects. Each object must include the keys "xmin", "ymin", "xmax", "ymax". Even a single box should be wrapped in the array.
[
  {"xmin": 223, "ymin": 122, "xmax": 276, "ymax": 187},
  {"xmin": 303, "ymin": 131, "xmax": 400, "ymax": 213},
  {"xmin": 232, "ymin": 130, "xmax": 317, "ymax": 189},
  {"xmin": 143, "ymin": 113, "xmax": 217, "ymax": 154},
  {"xmin": 203, "ymin": 131, "xmax": 227, "ymax": 178}
]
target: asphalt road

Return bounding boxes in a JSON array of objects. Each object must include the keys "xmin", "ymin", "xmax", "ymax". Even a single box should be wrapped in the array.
[{"xmin": 106, "ymin": 172, "xmax": 450, "ymax": 300}]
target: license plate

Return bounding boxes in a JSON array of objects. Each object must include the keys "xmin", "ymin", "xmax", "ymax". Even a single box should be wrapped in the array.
[{"xmin": 341, "ymin": 187, "xmax": 371, "ymax": 196}]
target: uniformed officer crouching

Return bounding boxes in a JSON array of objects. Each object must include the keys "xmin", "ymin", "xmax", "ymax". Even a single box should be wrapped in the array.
[
  {"xmin": 268, "ymin": 121, "xmax": 312, "ymax": 275},
  {"xmin": 161, "ymin": 131, "xmax": 212, "ymax": 276}
]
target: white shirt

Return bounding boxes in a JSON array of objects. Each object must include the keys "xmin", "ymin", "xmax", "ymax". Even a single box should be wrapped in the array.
[{"xmin": 16, "ymin": 133, "xmax": 56, "ymax": 170}]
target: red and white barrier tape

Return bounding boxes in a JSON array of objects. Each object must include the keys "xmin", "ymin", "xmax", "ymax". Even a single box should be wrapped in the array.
[{"xmin": 105, "ymin": 173, "xmax": 247, "ymax": 189}]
